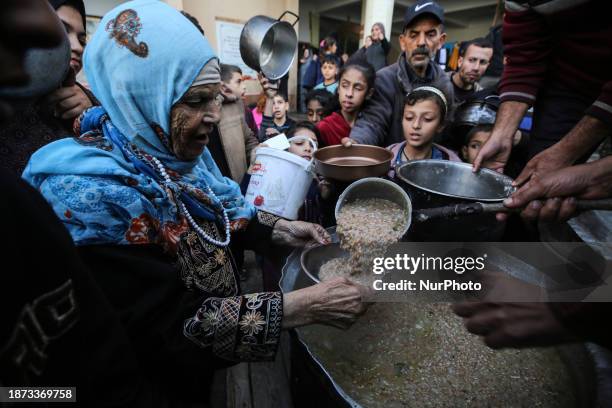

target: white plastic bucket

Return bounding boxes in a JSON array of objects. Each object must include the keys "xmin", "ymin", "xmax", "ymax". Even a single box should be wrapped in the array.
[{"xmin": 245, "ymin": 146, "xmax": 314, "ymax": 220}]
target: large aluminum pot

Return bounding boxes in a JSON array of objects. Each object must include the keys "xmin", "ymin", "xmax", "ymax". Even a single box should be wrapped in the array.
[
  {"xmin": 240, "ymin": 12, "xmax": 299, "ymax": 80},
  {"xmin": 396, "ymin": 160, "xmax": 514, "ymax": 241},
  {"xmin": 0, "ymin": 15, "xmax": 70, "ymax": 99}
]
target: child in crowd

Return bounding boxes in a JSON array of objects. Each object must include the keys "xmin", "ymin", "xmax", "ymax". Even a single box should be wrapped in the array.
[
  {"xmin": 388, "ymin": 86, "xmax": 461, "ymax": 179},
  {"xmin": 313, "ymin": 56, "xmax": 339, "ymax": 94},
  {"xmin": 257, "ymin": 89, "xmax": 295, "ymax": 141},
  {"xmin": 461, "ymin": 124, "xmax": 492, "ymax": 164},
  {"xmin": 305, "ymin": 89, "xmax": 332, "ymax": 125},
  {"xmin": 251, "ymin": 93, "xmax": 266, "ymax": 130},
  {"xmin": 317, "ymin": 62, "xmax": 375, "ymax": 146}
]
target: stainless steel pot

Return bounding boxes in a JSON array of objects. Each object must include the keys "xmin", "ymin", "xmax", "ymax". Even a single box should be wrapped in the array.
[
  {"xmin": 240, "ymin": 11, "xmax": 299, "ymax": 80},
  {"xmin": 396, "ymin": 160, "xmax": 514, "ymax": 241}
]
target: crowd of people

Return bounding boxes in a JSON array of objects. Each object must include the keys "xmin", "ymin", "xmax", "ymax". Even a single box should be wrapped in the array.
[{"xmin": 1, "ymin": 0, "xmax": 611, "ymax": 406}]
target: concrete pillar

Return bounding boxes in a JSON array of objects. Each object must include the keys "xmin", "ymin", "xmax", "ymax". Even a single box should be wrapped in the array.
[
  {"xmin": 361, "ymin": 0, "xmax": 394, "ymax": 45},
  {"xmin": 310, "ymin": 12, "xmax": 320, "ymax": 47}
]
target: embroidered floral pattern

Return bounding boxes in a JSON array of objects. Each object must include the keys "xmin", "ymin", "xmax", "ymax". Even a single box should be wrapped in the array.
[
  {"xmin": 160, "ymin": 216, "xmax": 189, "ymax": 254},
  {"xmin": 257, "ymin": 211, "xmax": 281, "ymax": 228},
  {"xmin": 176, "ymin": 228, "xmax": 237, "ymax": 296},
  {"xmin": 151, "ymin": 123, "xmax": 170, "ymax": 148},
  {"xmin": 73, "ymin": 130, "xmax": 113, "ymax": 151},
  {"xmin": 184, "ymin": 292, "xmax": 282, "ymax": 361},
  {"xmin": 239, "ymin": 310, "xmax": 266, "ymax": 335},
  {"xmin": 106, "ymin": 9, "xmax": 149, "ymax": 58},
  {"xmin": 230, "ymin": 218, "xmax": 249, "ymax": 232},
  {"xmin": 125, "ymin": 213, "xmax": 159, "ymax": 244}
]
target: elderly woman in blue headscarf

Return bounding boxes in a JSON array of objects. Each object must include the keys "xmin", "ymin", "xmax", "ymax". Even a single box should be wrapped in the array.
[{"xmin": 23, "ymin": 0, "xmax": 368, "ymax": 400}]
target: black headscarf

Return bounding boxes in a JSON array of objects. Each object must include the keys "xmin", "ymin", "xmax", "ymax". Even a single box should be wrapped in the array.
[{"xmin": 49, "ymin": 0, "xmax": 87, "ymax": 31}]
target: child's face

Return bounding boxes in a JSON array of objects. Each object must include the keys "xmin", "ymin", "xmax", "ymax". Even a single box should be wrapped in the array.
[
  {"xmin": 307, "ymin": 99, "xmax": 324, "ymax": 124},
  {"xmin": 272, "ymin": 95, "xmax": 288, "ymax": 119},
  {"xmin": 462, "ymin": 130, "xmax": 491, "ymax": 164},
  {"xmin": 321, "ymin": 62, "xmax": 338, "ymax": 82},
  {"xmin": 288, "ymin": 128, "xmax": 317, "ymax": 160},
  {"xmin": 339, "ymin": 68, "xmax": 370, "ymax": 114},
  {"xmin": 402, "ymin": 99, "xmax": 443, "ymax": 148},
  {"xmin": 221, "ymin": 72, "xmax": 245, "ymax": 101}
]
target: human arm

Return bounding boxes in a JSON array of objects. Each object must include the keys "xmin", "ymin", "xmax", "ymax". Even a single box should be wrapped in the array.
[
  {"xmin": 348, "ymin": 71, "xmax": 395, "ymax": 145},
  {"xmin": 513, "ymin": 115, "xmax": 612, "ymax": 185},
  {"xmin": 472, "ymin": 100, "xmax": 529, "ymax": 172},
  {"xmin": 257, "ymin": 74, "xmax": 279, "ymax": 141},
  {"xmin": 500, "ymin": 155, "xmax": 612, "ymax": 222}
]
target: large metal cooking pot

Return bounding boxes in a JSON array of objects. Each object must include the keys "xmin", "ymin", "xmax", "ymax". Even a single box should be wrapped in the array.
[
  {"xmin": 280, "ymin": 242, "xmax": 610, "ymax": 408},
  {"xmin": 396, "ymin": 160, "xmax": 514, "ymax": 241},
  {"xmin": 447, "ymin": 95, "xmax": 499, "ymax": 150},
  {"xmin": 0, "ymin": 18, "xmax": 70, "ymax": 99},
  {"xmin": 314, "ymin": 144, "xmax": 393, "ymax": 182},
  {"xmin": 240, "ymin": 12, "xmax": 299, "ymax": 80}
]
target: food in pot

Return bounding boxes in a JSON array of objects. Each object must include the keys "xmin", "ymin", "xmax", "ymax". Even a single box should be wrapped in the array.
[{"xmin": 320, "ymin": 198, "xmax": 405, "ymax": 284}]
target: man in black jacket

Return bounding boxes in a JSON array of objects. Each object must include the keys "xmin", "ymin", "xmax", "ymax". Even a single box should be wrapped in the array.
[{"xmin": 346, "ymin": 0, "xmax": 454, "ymax": 147}]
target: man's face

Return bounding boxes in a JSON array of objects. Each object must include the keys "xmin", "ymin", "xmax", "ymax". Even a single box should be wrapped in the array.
[
  {"xmin": 458, "ymin": 45, "xmax": 493, "ymax": 86},
  {"xmin": 56, "ymin": 5, "xmax": 86, "ymax": 74},
  {"xmin": 170, "ymin": 83, "xmax": 222, "ymax": 161},
  {"xmin": 399, "ymin": 16, "xmax": 446, "ymax": 72},
  {"xmin": 0, "ymin": 0, "xmax": 64, "ymax": 121},
  {"xmin": 221, "ymin": 71, "xmax": 244, "ymax": 102}
]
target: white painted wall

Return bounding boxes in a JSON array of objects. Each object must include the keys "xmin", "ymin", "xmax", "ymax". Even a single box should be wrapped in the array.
[{"xmin": 83, "ymin": 0, "xmax": 128, "ymax": 17}]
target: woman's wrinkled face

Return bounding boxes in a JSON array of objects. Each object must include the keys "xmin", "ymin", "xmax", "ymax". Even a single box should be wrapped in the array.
[
  {"xmin": 288, "ymin": 128, "xmax": 317, "ymax": 160},
  {"xmin": 170, "ymin": 83, "xmax": 222, "ymax": 161}
]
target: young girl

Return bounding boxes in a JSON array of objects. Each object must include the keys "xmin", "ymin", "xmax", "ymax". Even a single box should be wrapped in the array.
[
  {"xmin": 317, "ymin": 62, "xmax": 375, "ymax": 146},
  {"xmin": 387, "ymin": 86, "xmax": 461, "ymax": 179}
]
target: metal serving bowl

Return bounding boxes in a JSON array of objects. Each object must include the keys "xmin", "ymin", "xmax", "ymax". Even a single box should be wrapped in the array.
[
  {"xmin": 334, "ymin": 177, "xmax": 412, "ymax": 237},
  {"xmin": 314, "ymin": 144, "xmax": 393, "ymax": 182},
  {"xmin": 396, "ymin": 160, "xmax": 514, "ymax": 241}
]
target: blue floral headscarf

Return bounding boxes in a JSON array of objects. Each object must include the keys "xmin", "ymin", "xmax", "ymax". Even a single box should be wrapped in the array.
[{"xmin": 23, "ymin": 0, "xmax": 256, "ymax": 250}]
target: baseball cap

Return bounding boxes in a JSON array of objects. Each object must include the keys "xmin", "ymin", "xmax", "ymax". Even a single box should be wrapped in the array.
[{"xmin": 404, "ymin": 1, "xmax": 445, "ymax": 29}]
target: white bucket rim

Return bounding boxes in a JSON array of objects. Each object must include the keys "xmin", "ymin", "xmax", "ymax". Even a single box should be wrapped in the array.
[{"xmin": 256, "ymin": 146, "xmax": 312, "ymax": 169}]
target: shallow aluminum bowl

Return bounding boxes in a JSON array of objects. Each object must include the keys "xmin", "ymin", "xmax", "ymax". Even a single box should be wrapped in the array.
[
  {"xmin": 314, "ymin": 144, "xmax": 393, "ymax": 182},
  {"xmin": 300, "ymin": 243, "xmax": 347, "ymax": 283}
]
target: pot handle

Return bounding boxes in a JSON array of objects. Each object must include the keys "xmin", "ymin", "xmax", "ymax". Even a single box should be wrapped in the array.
[{"xmin": 278, "ymin": 10, "xmax": 299, "ymax": 27}]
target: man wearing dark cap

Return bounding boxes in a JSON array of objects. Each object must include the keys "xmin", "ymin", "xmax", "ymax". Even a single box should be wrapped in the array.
[{"xmin": 346, "ymin": 0, "xmax": 454, "ymax": 147}]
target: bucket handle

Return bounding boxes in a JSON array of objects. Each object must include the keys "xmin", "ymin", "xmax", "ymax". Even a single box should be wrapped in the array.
[{"xmin": 278, "ymin": 10, "xmax": 299, "ymax": 27}]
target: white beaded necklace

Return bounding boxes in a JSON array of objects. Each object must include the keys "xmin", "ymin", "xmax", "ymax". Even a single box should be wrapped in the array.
[{"xmin": 151, "ymin": 156, "xmax": 231, "ymax": 247}]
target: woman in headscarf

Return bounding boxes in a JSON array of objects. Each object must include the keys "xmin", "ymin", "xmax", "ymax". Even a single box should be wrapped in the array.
[
  {"xmin": 24, "ymin": 0, "xmax": 368, "ymax": 401},
  {"xmin": 350, "ymin": 23, "xmax": 390, "ymax": 71},
  {"xmin": 0, "ymin": 0, "xmax": 96, "ymax": 176}
]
